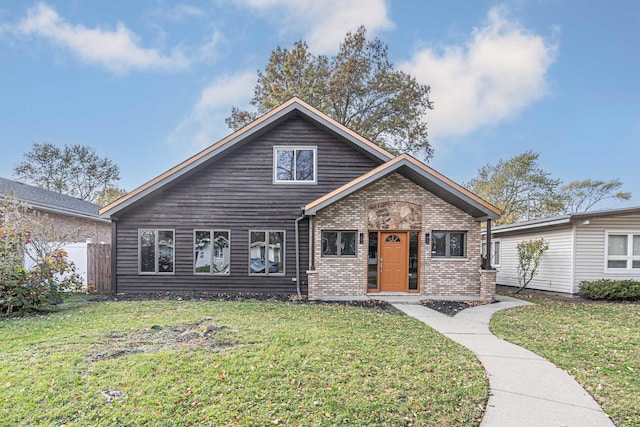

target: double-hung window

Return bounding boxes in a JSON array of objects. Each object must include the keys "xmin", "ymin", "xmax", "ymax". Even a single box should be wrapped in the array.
[
  {"xmin": 274, "ymin": 146, "xmax": 316, "ymax": 183},
  {"xmin": 321, "ymin": 231, "xmax": 357, "ymax": 257},
  {"xmin": 432, "ymin": 231, "xmax": 466, "ymax": 258},
  {"xmin": 249, "ymin": 230, "xmax": 285, "ymax": 275},
  {"xmin": 139, "ymin": 229, "xmax": 175, "ymax": 274},
  {"xmin": 606, "ymin": 231, "xmax": 640, "ymax": 270},
  {"xmin": 194, "ymin": 230, "xmax": 230, "ymax": 275}
]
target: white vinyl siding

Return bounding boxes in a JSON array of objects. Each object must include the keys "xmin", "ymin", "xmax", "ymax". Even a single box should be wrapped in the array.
[
  {"xmin": 574, "ymin": 215, "xmax": 640, "ymax": 291},
  {"xmin": 495, "ymin": 227, "xmax": 574, "ymax": 293}
]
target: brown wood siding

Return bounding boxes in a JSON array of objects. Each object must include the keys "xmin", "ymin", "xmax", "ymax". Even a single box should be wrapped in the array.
[{"xmin": 114, "ymin": 116, "xmax": 381, "ymax": 295}]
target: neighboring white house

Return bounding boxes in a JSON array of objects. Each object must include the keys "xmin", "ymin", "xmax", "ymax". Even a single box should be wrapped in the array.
[{"xmin": 484, "ymin": 206, "xmax": 640, "ymax": 294}]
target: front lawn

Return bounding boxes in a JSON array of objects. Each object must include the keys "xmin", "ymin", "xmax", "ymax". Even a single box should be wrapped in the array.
[
  {"xmin": 1, "ymin": 298, "xmax": 488, "ymax": 426},
  {"xmin": 491, "ymin": 297, "xmax": 640, "ymax": 427}
]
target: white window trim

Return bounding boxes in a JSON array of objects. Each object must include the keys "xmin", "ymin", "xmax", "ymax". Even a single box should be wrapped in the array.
[
  {"xmin": 492, "ymin": 239, "xmax": 501, "ymax": 267},
  {"xmin": 273, "ymin": 146, "xmax": 317, "ymax": 184},
  {"xmin": 248, "ymin": 230, "xmax": 286, "ymax": 276},
  {"xmin": 321, "ymin": 230, "xmax": 358, "ymax": 258},
  {"xmin": 138, "ymin": 229, "xmax": 175, "ymax": 275},
  {"xmin": 604, "ymin": 230, "xmax": 640, "ymax": 272},
  {"xmin": 193, "ymin": 229, "xmax": 231, "ymax": 276},
  {"xmin": 481, "ymin": 240, "xmax": 501, "ymax": 266}
]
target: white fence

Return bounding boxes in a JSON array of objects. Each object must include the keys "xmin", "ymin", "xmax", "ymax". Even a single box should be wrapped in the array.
[{"xmin": 23, "ymin": 241, "xmax": 89, "ymax": 286}]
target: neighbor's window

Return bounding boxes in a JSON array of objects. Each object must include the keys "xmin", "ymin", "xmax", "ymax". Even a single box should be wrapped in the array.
[
  {"xmin": 194, "ymin": 230, "xmax": 230, "ymax": 275},
  {"xmin": 606, "ymin": 232, "xmax": 640, "ymax": 270},
  {"xmin": 249, "ymin": 230, "xmax": 285, "ymax": 275},
  {"xmin": 139, "ymin": 229, "xmax": 174, "ymax": 274},
  {"xmin": 321, "ymin": 231, "xmax": 357, "ymax": 257},
  {"xmin": 482, "ymin": 240, "xmax": 501, "ymax": 266},
  {"xmin": 432, "ymin": 231, "xmax": 466, "ymax": 258},
  {"xmin": 274, "ymin": 147, "xmax": 316, "ymax": 183}
]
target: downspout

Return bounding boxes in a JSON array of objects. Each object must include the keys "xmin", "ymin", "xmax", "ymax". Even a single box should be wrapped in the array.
[{"xmin": 294, "ymin": 208, "xmax": 306, "ymax": 301}]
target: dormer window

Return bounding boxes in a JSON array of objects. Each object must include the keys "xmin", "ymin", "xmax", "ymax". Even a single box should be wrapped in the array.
[{"xmin": 274, "ymin": 146, "xmax": 316, "ymax": 184}]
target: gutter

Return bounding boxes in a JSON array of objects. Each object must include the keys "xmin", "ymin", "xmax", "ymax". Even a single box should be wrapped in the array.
[{"xmin": 294, "ymin": 209, "xmax": 306, "ymax": 301}]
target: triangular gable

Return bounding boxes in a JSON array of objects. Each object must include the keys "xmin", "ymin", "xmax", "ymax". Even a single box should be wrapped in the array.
[
  {"xmin": 304, "ymin": 154, "xmax": 501, "ymax": 220},
  {"xmin": 99, "ymin": 97, "xmax": 395, "ymax": 218}
]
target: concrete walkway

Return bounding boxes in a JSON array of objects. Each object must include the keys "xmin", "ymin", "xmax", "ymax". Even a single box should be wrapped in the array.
[{"xmin": 393, "ymin": 296, "xmax": 615, "ymax": 427}]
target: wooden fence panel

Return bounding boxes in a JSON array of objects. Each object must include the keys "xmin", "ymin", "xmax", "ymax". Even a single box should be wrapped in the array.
[{"xmin": 87, "ymin": 243, "xmax": 112, "ymax": 293}]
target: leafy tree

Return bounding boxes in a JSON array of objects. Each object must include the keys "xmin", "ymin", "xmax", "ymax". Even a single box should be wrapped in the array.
[
  {"xmin": 516, "ymin": 238, "xmax": 549, "ymax": 294},
  {"xmin": 467, "ymin": 151, "xmax": 564, "ymax": 225},
  {"xmin": 14, "ymin": 143, "xmax": 121, "ymax": 203},
  {"xmin": 562, "ymin": 179, "xmax": 631, "ymax": 213},
  {"xmin": 94, "ymin": 187, "xmax": 128, "ymax": 207},
  {"xmin": 226, "ymin": 26, "xmax": 434, "ymax": 157},
  {"xmin": 1, "ymin": 192, "xmax": 82, "ymax": 315}
]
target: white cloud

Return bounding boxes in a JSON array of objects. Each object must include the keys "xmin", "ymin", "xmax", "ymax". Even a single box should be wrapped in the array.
[
  {"xmin": 168, "ymin": 71, "xmax": 257, "ymax": 149},
  {"xmin": 400, "ymin": 7, "xmax": 557, "ymax": 140},
  {"xmin": 12, "ymin": 2, "xmax": 190, "ymax": 73},
  {"xmin": 168, "ymin": 4, "xmax": 203, "ymax": 19},
  {"xmin": 234, "ymin": 0, "xmax": 393, "ymax": 54}
]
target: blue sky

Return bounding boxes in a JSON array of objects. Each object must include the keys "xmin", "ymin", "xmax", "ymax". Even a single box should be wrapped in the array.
[{"xmin": 1, "ymin": 1, "xmax": 638, "ymax": 208}]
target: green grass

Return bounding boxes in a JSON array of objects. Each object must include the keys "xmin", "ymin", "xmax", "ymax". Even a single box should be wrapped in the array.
[
  {"xmin": 491, "ymin": 297, "xmax": 640, "ymax": 427},
  {"xmin": 1, "ymin": 297, "xmax": 488, "ymax": 426}
]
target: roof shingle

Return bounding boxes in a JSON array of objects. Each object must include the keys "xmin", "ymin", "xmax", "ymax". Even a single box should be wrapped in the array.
[{"xmin": 0, "ymin": 177, "xmax": 101, "ymax": 219}]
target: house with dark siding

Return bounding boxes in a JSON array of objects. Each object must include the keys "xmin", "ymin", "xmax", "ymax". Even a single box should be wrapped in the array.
[{"xmin": 99, "ymin": 98, "xmax": 501, "ymax": 300}]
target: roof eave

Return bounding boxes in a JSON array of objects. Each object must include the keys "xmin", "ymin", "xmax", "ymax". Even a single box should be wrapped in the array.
[
  {"xmin": 489, "ymin": 216, "xmax": 572, "ymax": 234},
  {"xmin": 29, "ymin": 202, "xmax": 106, "ymax": 222},
  {"xmin": 305, "ymin": 156, "xmax": 501, "ymax": 221}
]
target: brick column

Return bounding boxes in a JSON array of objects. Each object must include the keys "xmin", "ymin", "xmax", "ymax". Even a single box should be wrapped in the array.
[
  {"xmin": 307, "ymin": 270, "xmax": 319, "ymax": 300},
  {"xmin": 480, "ymin": 269, "xmax": 497, "ymax": 302}
]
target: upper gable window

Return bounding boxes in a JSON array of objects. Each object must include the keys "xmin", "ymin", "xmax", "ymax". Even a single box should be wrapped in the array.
[{"xmin": 274, "ymin": 147, "xmax": 317, "ymax": 184}]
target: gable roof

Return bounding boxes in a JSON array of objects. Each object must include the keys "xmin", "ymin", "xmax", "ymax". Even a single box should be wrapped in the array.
[
  {"xmin": 99, "ymin": 97, "xmax": 395, "ymax": 219},
  {"xmin": 489, "ymin": 205, "xmax": 640, "ymax": 235},
  {"xmin": 0, "ymin": 177, "xmax": 103, "ymax": 221},
  {"xmin": 304, "ymin": 154, "xmax": 501, "ymax": 220}
]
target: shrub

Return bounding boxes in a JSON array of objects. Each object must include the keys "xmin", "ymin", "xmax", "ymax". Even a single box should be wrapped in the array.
[
  {"xmin": 1, "ymin": 249, "xmax": 82, "ymax": 316},
  {"xmin": 578, "ymin": 279, "xmax": 640, "ymax": 301},
  {"xmin": 516, "ymin": 238, "xmax": 549, "ymax": 293},
  {"xmin": 1, "ymin": 191, "xmax": 82, "ymax": 316}
]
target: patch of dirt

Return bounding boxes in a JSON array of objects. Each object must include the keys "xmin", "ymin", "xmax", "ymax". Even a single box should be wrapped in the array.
[
  {"xmin": 109, "ymin": 292, "xmax": 296, "ymax": 302},
  {"xmin": 313, "ymin": 299, "xmax": 395, "ymax": 310},
  {"xmin": 98, "ymin": 292, "xmax": 396, "ymax": 310},
  {"xmin": 420, "ymin": 300, "xmax": 490, "ymax": 317},
  {"xmin": 90, "ymin": 317, "xmax": 238, "ymax": 361}
]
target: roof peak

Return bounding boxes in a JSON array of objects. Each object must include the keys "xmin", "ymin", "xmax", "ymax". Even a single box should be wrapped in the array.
[{"xmin": 100, "ymin": 97, "xmax": 394, "ymax": 218}]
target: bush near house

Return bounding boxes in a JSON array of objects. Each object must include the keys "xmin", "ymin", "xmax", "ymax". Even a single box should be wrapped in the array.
[
  {"xmin": 1, "ymin": 192, "xmax": 83, "ymax": 316},
  {"xmin": 578, "ymin": 279, "xmax": 640, "ymax": 301},
  {"xmin": 1, "ymin": 248, "xmax": 83, "ymax": 316}
]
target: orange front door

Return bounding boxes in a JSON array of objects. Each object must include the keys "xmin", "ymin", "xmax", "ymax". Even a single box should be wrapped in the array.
[{"xmin": 379, "ymin": 232, "xmax": 408, "ymax": 292}]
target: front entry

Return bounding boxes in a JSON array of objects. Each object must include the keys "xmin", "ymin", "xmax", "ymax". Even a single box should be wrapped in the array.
[{"xmin": 379, "ymin": 232, "xmax": 408, "ymax": 292}]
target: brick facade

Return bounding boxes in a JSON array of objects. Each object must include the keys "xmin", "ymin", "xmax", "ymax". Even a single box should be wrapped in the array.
[
  {"xmin": 309, "ymin": 173, "xmax": 485, "ymax": 299},
  {"xmin": 31, "ymin": 210, "xmax": 111, "ymax": 244},
  {"xmin": 480, "ymin": 270, "xmax": 497, "ymax": 302}
]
